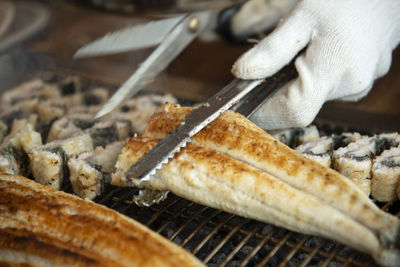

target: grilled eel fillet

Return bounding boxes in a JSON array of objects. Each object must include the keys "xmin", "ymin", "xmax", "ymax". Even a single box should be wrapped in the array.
[
  {"xmin": 112, "ymin": 104, "xmax": 400, "ymax": 267},
  {"xmin": 0, "ymin": 174, "xmax": 203, "ymax": 267}
]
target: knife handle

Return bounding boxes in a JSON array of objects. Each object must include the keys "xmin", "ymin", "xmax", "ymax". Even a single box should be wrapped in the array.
[{"xmin": 232, "ymin": 62, "xmax": 298, "ymax": 118}]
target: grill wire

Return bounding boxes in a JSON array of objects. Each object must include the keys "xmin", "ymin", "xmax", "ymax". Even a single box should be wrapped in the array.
[
  {"xmin": 58, "ymin": 158, "xmax": 399, "ymax": 267},
  {"xmin": 41, "ymin": 70, "xmax": 398, "ymax": 266},
  {"xmin": 86, "ymin": 185, "xmax": 399, "ymax": 267}
]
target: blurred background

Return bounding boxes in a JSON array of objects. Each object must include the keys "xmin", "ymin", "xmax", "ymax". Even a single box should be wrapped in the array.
[{"xmin": 0, "ymin": 0, "xmax": 399, "ymax": 130}]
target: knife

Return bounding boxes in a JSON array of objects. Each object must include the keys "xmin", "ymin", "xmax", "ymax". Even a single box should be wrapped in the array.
[
  {"xmin": 124, "ymin": 78, "xmax": 263, "ymax": 181},
  {"xmin": 124, "ymin": 63, "xmax": 297, "ymax": 181},
  {"xmin": 75, "ymin": 3, "xmax": 243, "ymax": 119},
  {"xmin": 92, "ymin": 12, "xmax": 216, "ymax": 118},
  {"xmin": 74, "ymin": 16, "xmax": 185, "ymax": 58}
]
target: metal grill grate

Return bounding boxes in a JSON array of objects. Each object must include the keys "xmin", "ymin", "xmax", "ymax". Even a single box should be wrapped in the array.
[
  {"xmin": 39, "ymin": 70, "xmax": 399, "ymax": 266},
  {"xmin": 74, "ymin": 184, "xmax": 398, "ymax": 266}
]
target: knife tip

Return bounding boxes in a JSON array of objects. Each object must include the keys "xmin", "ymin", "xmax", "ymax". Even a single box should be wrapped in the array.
[
  {"xmin": 94, "ymin": 110, "xmax": 107, "ymax": 120},
  {"xmin": 73, "ymin": 49, "xmax": 92, "ymax": 59}
]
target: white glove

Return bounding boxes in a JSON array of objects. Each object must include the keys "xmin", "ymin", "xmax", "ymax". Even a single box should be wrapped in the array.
[
  {"xmin": 232, "ymin": 0, "xmax": 400, "ymax": 130},
  {"xmin": 230, "ymin": 0, "xmax": 298, "ymax": 38}
]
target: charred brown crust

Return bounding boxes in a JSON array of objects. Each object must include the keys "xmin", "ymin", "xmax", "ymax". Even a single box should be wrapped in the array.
[
  {"xmin": 143, "ymin": 104, "xmax": 399, "ymax": 244},
  {"xmin": 0, "ymin": 173, "xmax": 203, "ymax": 267}
]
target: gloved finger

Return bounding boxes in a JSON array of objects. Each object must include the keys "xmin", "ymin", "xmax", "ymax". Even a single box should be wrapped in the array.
[
  {"xmin": 337, "ymin": 47, "xmax": 392, "ymax": 102},
  {"xmin": 249, "ymin": 37, "xmax": 342, "ymax": 130},
  {"xmin": 337, "ymin": 85, "xmax": 372, "ymax": 102},
  {"xmin": 232, "ymin": 8, "xmax": 314, "ymax": 79}
]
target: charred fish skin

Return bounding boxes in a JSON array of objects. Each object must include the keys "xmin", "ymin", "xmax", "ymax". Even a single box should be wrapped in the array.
[
  {"xmin": 143, "ymin": 104, "xmax": 400, "ymax": 248},
  {"xmin": 0, "ymin": 173, "xmax": 204, "ymax": 267},
  {"xmin": 30, "ymin": 120, "xmax": 128, "ymax": 190},
  {"xmin": 112, "ymin": 137, "xmax": 400, "ymax": 267},
  {"xmin": 29, "ymin": 149, "xmax": 63, "ymax": 188}
]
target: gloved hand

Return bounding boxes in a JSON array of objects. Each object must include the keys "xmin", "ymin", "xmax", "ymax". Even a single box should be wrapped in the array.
[{"xmin": 232, "ymin": 0, "xmax": 400, "ymax": 130}]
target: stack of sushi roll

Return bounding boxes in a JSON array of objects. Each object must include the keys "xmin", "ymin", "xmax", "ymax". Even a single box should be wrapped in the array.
[
  {"xmin": 269, "ymin": 125, "xmax": 320, "ymax": 147},
  {"xmin": 0, "ymin": 76, "xmax": 177, "ymax": 200},
  {"xmin": 287, "ymin": 127, "xmax": 400, "ymax": 200},
  {"xmin": 3, "ymin": 75, "xmax": 400, "ymax": 203}
]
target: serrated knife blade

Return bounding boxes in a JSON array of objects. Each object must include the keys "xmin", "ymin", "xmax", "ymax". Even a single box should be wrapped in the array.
[{"xmin": 124, "ymin": 78, "xmax": 263, "ymax": 181}]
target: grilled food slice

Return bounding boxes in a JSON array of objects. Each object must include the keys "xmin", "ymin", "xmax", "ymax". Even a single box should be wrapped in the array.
[
  {"xmin": 295, "ymin": 135, "xmax": 333, "ymax": 167},
  {"xmin": 372, "ymin": 146, "xmax": 400, "ymax": 202},
  {"xmin": 68, "ymin": 141, "xmax": 125, "ymax": 199},
  {"xmin": 142, "ymin": 104, "xmax": 400, "ymax": 252},
  {"xmin": 0, "ymin": 122, "xmax": 42, "ymax": 176},
  {"xmin": 112, "ymin": 137, "xmax": 399, "ymax": 267},
  {"xmin": 29, "ymin": 133, "xmax": 94, "ymax": 189},
  {"xmin": 0, "ymin": 173, "xmax": 203, "ymax": 267}
]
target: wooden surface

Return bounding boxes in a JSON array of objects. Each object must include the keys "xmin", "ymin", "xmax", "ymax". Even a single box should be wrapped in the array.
[{"xmin": 14, "ymin": 0, "xmax": 400, "ymax": 120}]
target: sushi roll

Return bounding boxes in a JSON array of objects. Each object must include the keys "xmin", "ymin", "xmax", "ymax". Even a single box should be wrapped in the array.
[
  {"xmin": 269, "ymin": 125, "xmax": 320, "ymax": 147},
  {"xmin": 332, "ymin": 136, "xmax": 376, "ymax": 195},
  {"xmin": 36, "ymin": 99, "xmax": 65, "ymax": 125},
  {"xmin": 295, "ymin": 125, "xmax": 320, "ymax": 145},
  {"xmin": 268, "ymin": 128, "xmax": 295, "ymax": 145},
  {"xmin": 3, "ymin": 123, "xmax": 42, "ymax": 153},
  {"xmin": 29, "ymin": 133, "xmax": 94, "ymax": 189},
  {"xmin": 82, "ymin": 87, "xmax": 109, "ymax": 106},
  {"xmin": 0, "ymin": 123, "xmax": 42, "ymax": 176},
  {"xmin": 295, "ymin": 136, "xmax": 333, "ymax": 167},
  {"xmin": 103, "ymin": 94, "xmax": 178, "ymax": 134},
  {"xmin": 46, "ymin": 114, "xmax": 95, "ymax": 142},
  {"xmin": 68, "ymin": 141, "xmax": 124, "ymax": 199},
  {"xmin": 371, "ymin": 147, "xmax": 400, "ymax": 202},
  {"xmin": 0, "ymin": 79, "xmax": 44, "ymax": 108},
  {"xmin": 0, "ymin": 151, "xmax": 23, "ymax": 175},
  {"xmin": 58, "ymin": 75, "xmax": 83, "ymax": 96},
  {"xmin": 12, "ymin": 98, "xmax": 40, "ymax": 114}
]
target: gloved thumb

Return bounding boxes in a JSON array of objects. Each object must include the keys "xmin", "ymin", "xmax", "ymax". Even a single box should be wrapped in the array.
[{"xmin": 232, "ymin": 8, "xmax": 313, "ymax": 79}]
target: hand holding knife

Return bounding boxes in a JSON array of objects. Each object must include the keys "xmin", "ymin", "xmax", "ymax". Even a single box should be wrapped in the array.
[{"xmin": 74, "ymin": 1, "xmax": 296, "ymax": 181}]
